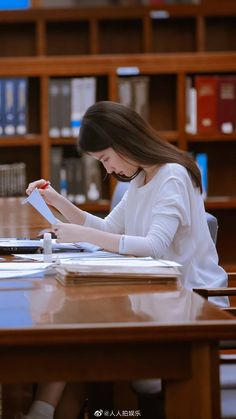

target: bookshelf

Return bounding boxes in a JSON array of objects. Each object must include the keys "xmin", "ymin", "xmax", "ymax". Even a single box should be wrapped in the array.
[{"xmin": 0, "ymin": 3, "xmax": 236, "ymax": 271}]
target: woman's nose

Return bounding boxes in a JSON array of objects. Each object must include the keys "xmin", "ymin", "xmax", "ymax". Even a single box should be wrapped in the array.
[{"xmin": 103, "ymin": 163, "xmax": 111, "ymax": 174}]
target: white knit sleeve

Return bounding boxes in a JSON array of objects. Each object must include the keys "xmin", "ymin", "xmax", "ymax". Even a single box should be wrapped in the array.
[
  {"xmin": 120, "ymin": 177, "xmax": 191, "ymax": 258},
  {"xmin": 84, "ymin": 191, "xmax": 127, "ymax": 234}
]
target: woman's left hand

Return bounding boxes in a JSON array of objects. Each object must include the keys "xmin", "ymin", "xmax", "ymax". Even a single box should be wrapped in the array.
[{"xmin": 52, "ymin": 223, "xmax": 85, "ymax": 243}]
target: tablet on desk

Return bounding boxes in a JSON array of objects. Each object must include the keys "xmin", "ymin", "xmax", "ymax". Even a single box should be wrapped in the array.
[{"xmin": 0, "ymin": 239, "xmax": 42, "ymax": 254}]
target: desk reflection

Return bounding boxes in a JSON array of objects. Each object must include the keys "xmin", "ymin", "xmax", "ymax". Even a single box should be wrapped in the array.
[
  {"xmin": 0, "ymin": 290, "xmax": 33, "ymax": 327},
  {"xmin": 1, "ymin": 276, "xmax": 225, "ymax": 329},
  {"xmin": 0, "ymin": 277, "xmax": 218, "ymax": 328}
]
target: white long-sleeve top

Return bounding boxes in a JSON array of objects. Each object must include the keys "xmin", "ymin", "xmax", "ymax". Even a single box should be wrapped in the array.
[{"xmin": 84, "ymin": 163, "xmax": 227, "ymax": 305}]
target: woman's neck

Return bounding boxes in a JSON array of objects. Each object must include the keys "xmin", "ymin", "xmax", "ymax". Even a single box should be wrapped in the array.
[{"xmin": 143, "ymin": 164, "xmax": 161, "ymax": 185}]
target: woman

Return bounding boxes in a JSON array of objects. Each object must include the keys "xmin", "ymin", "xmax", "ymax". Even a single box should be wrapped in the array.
[
  {"xmin": 28, "ymin": 100, "xmax": 227, "ymax": 295},
  {"xmin": 24, "ymin": 101, "xmax": 227, "ymax": 418}
]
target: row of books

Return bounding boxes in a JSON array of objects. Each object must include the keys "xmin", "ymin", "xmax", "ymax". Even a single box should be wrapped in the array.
[
  {"xmin": 49, "ymin": 75, "xmax": 150, "ymax": 139},
  {"xmin": 50, "ymin": 147, "xmax": 102, "ymax": 204},
  {"xmin": 0, "ymin": 151, "xmax": 207, "ymax": 200},
  {"xmin": 49, "ymin": 77, "xmax": 96, "ymax": 138},
  {"xmin": 0, "ymin": 78, "xmax": 28, "ymax": 137},
  {"xmin": 0, "ymin": 163, "xmax": 26, "ymax": 197},
  {"xmin": 3, "ymin": 74, "xmax": 234, "ymax": 140},
  {"xmin": 118, "ymin": 76, "xmax": 149, "ymax": 121},
  {"xmin": 186, "ymin": 75, "xmax": 236, "ymax": 135}
]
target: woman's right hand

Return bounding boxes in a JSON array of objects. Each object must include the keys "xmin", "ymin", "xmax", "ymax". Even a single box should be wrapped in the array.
[{"xmin": 26, "ymin": 179, "xmax": 60, "ymax": 207}]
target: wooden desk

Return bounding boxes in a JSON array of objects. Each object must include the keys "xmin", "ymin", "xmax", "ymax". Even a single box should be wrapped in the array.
[{"xmin": 1, "ymin": 198, "xmax": 236, "ymax": 419}]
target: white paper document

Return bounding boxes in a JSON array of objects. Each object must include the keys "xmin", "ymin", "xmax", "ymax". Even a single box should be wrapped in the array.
[
  {"xmin": 22, "ymin": 188, "xmax": 58, "ymax": 225},
  {"xmin": 0, "ymin": 262, "xmax": 52, "ymax": 271},
  {"xmin": 0, "ymin": 270, "xmax": 45, "ymax": 279},
  {"xmin": 0, "ymin": 262, "xmax": 52, "ymax": 280},
  {"xmin": 14, "ymin": 251, "xmax": 124, "ymax": 262}
]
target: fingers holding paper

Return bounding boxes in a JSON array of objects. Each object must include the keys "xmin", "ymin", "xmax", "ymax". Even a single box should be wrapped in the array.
[
  {"xmin": 52, "ymin": 223, "xmax": 84, "ymax": 243},
  {"xmin": 26, "ymin": 178, "xmax": 86, "ymax": 226},
  {"xmin": 26, "ymin": 179, "xmax": 59, "ymax": 206},
  {"xmin": 26, "ymin": 179, "xmax": 49, "ymax": 194}
]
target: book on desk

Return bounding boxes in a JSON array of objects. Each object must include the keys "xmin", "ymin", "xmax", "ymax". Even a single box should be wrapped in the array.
[{"xmin": 55, "ymin": 258, "xmax": 180, "ymax": 286}]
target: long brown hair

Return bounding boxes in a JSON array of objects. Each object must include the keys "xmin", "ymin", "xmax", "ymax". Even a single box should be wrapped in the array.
[{"xmin": 78, "ymin": 101, "xmax": 202, "ymax": 191}]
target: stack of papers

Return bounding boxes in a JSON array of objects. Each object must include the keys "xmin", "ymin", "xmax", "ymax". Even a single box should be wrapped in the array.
[{"xmin": 55, "ymin": 258, "xmax": 180, "ymax": 286}]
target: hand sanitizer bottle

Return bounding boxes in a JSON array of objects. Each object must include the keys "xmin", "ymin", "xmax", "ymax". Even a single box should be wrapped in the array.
[{"xmin": 43, "ymin": 232, "xmax": 52, "ymax": 262}]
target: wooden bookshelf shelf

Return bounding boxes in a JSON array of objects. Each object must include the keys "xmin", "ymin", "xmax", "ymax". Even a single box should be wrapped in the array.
[
  {"xmin": 205, "ymin": 198, "xmax": 236, "ymax": 210},
  {"xmin": 187, "ymin": 133, "xmax": 236, "ymax": 142},
  {"xmin": 51, "ymin": 138, "xmax": 77, "ymax": 146},
  {"xmin": 224, "ymin": 264, "xmax": 236, "ymax": 273},
  {"xmin": 1, "ymin": 53, "xmax": 236, "ymax": 76},
  {"xmin": 0, "ymin": 2, "xmax": 236, "ymax": 268},
  {"xmin": 156, "ymin": 131, "xmax": 179, "ymax": 142},
  {"xmin": 80, "ymin": 200, "xmax": 110, "ymax": 213},
  {"xmin": 0, "ymin": 135, "xmax": 42, "ymax": 147}
]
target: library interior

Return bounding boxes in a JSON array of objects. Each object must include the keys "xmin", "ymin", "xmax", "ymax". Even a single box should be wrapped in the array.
[{"xmin": 1, "ymin": 0, "xmax": 236, "ymax": 418}]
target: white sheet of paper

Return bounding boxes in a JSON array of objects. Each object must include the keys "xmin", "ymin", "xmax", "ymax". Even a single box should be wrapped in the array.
[
  {"xmin": 14, "ymin": 251, "xmax": 122, "ymax": 262},
  {"xmin": 0, "ymin": 262, "xmax": 52, "ymax": 270},
  {"xmin": 0, "ymin": 270, "xmax": 45, "ymax": 279},
  {"xmin": 22, "ymin": 188, "xmax": 58, "ymax": 225}
]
